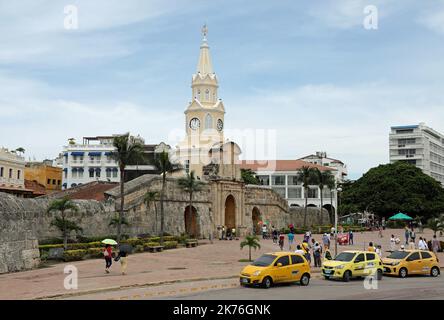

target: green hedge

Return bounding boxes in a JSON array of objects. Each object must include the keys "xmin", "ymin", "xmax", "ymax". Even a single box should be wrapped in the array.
[
  {"xmin": 164, "ymin": 241, "xmax": 178, "ymax": 249},
  {"xmin": 86, "ymin": 248, "xmax": 104, "ymax": 258},
  {"xmin": 120, "ymin": 238, "xmax": 145, "ymax": 246},
  {"xmin": 39, "ymin": 241, "xmax": 103, "ymax": 251},
  {"xmin": 64, "ymin": 249, "xmax": 87, "ymax": 262},
  {"xmin": 143, "ymin": 242, "xmax": 161, "ymax": 250}
]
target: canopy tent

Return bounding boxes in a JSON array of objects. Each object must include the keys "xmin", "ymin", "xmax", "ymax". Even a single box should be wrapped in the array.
[{"xmin": 388, "ymin": 212, "xmax": 413, "ymax": 221}]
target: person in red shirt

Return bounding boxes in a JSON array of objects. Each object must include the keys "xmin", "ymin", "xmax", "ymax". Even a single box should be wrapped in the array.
[
  {"xmin": 278, "ymin": 232, "xmax": 285, "ymax": 251},
  {"xmin": 104, "ymin": 244, "xmax": 113, "ymax": 273}
]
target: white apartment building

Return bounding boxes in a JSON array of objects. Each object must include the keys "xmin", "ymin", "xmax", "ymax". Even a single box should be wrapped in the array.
[
  {"xmin": 298, "ymin": 152, "xmax": 348, "ymax": 182},
  {"xmin": 240, "ymin": 160, "xmax": 339, "ymax": 214},
  {"xmin": 62, "ymin": 136, "xmax": 121, "ymax": 189},
  {"xmin": 389, "ymin": 123, "xmax": 444, "ymax": 186}
]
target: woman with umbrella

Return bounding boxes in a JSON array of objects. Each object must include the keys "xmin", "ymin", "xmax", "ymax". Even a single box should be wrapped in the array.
[
  {"xmin": 102, "ymin": 239, "xmax": 117, "ymax": 274},
  {"xmin": 115, "ymin": 243, "xmax": 133, "ymax": 275}
]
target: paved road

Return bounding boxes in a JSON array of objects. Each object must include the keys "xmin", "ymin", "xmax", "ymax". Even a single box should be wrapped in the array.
[{"xmin": 165, "ymin": 276, "xmax": 444, "ymax": 300}]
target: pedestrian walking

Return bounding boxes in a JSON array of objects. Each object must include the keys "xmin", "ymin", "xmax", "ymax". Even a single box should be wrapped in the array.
[
  {"xmin": 432, "ymin": 235, "xmax": 441, "ymax": 256},
  {"xmin": 418, "ymin": 237, "xmax": 428, "ymax": 250},
  {"xmin": 302, "ymin": 240, "xmax": 311, "ymax": 265},
  {"xmin": 115, "ymin": 245, "xmax": 131, "ymax": 276},
  {"xmin": 222, "ymin": 226, "xmax": 226, "ymax": 240},
  {"xmin": 272, "ymin": 228, "xmax": 278, "ymax": 244},
  {"xmin": 278, "ymin": 232, "xmax": 285, "ymax": 251},
  {"xmin": 410, "ymin": 229, "xmax": 416, "ymax": 244},
  {"xmin": 349, "ymin": 230, "xmax": 354, "ymax": 245},
  {"xmin": 378, "ymin": 226, "xmax": 383, "ymax": 238},
  {"xmin": 262, "ymin": 224, "xmax": 268, "ymax": 240},
  {"xmin": 322, "ymin": 233, "xmax": 330, "ymax": 251},
  {"xmin": 390, "ymin": 234, "xmax": 396, "ymax": 252},
  {"xmin": 376, "ymin": 245, "xmax": 382, "ymax": 258},
  {"xmin": 409, "ymin": 239, "xmax": 416, "ymax": 250},
  {"xmin": 404, "ymin": 226, "xmax": 410, "ymax": 245},
  {"xmin": 288, "ymin": 232, "xmax": 295, "ymax": 250},
  {"xmin": 313, "ymin": 242, "xmax": 322, "ymax": 267},
  {"xmin": 368, "ymin": 242, "xmax": 376, "ymax": 252},
  {"xmin": 104, "ymin": 244, "xmax": 113, "ymax": 274}
]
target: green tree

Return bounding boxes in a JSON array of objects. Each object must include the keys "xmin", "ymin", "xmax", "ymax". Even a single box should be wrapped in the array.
[
  {"xmin": 314, "ymin": 169, "xmax": 335, "ymax": 224},
  {"xmin": 241, "ymin": 169, "xmax": 260, "ymax": 185},
  {"xmin": 151, "ymin": 150, "xmax": 182, "ymax": 244},
  {"xmin": 326, "ymin": 173, "xmax": 337, "ymax": 224},
  {"xmin": 427, "ymin": 217, "xmax": 444, "ymax": 237},
  {"xmin": 340, "ymin": 162, "xmax": 444, "ymax": 220},
  {"xmin": 15, "ymin": 147, "xmax": 25, "ymax": 156},
  {"xmin": 47, "ymin": 197, "xmax": 81, "ymax": 249},
  {"xmin": 144, "ymin": 191, "xmax": 159, "ymax": 234},
  {"xmin": 178, "ymin": 171, "xmax": 204, "ymax": 236},
  {"xmin": 110, "ymin": 134, "xmax": 144, "ymax": 242},
  {"xmin": 109, "ymin": 216, "xmax": 129, "ymax": 228},
  {"xmin": 297, "ymin": 166, "xmax": 318, "ymax": 227},
  {"xmin": 240, "ymin": 235, "xmax": 261, "ymax": 261}
]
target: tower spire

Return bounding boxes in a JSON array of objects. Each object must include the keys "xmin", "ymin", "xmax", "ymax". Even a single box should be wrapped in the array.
[{"xmin": 196, "ymin": 24, "xmax": 213, "ymax": 75}]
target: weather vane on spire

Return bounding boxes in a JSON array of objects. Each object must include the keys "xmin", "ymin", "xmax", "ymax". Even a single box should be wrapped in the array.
[{"xmin": 202, "ymin": 24, "xmax": 208, "ymax": 41}]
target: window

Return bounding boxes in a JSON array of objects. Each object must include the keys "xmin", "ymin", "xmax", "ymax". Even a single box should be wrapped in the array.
[
  {"xmin": 205, "ymin": 114, "xmax": 212, "ymax": 129},
  {"xmin": 106, "ymin": 170, "xmax": 112, "ymax": 178},
  {"xmin": 366, "ymin": 253, "xmax": 376, "ymax": 261},
  {"xmin": 272, "ymin": 187, "xmax": 286, "ymax": 198},
  {"xmin": 287, "ymin": 175, "xmax": 298, "ymax": 185},
  {"xmin": 57, "ymin": 180, "xmax": 61, "ymax": 185},
  {"xmin": 197, "ymin": 90, "xmax": 201, "ymax": 100},
  {"xmin": 185, "ymin": 160, "xmax": 190, "ymax": 174},
  {"xmin": 398, "ymin": 149, "xmax": 416, "ymax": 156},
  {"xmin": 308, "ymin": 188, "xmax": 318, "ymax": 198},
  {"xmin": 96, "ymin": 169, "xmax": 101, "ymax": 178},
  {"xmin": 52, "ymin": 179, "xmax": 56, "ymax": 185},
  {"xmin": 272, "ymin": 175, "xmax": 285, "ymax": 185},
  {"xmin": 396, "ymin": 129, "xmax": 413, "ymax": 134},
  {"xmin": 421, "ymin": 252, "xmax": 432, "ymax": 259},
  {"xmin": 257, "ymin": 175, "xmax": 270, "ymax": 186},
  {"xmin": 71, "ymin": 170, "xmax": 77, "ymax": 179},
  {"xmin": 205, "ymin": 89, "xmax": 210, "ymax": 100},
  {"xmin": 112, "ymin": 169, "xmax": 118, "ymax": 178},
  {"xmin": 0, "ymin": 167, "xmax": 3, "ymax": 177},
  {"xmin": 274, "ymin": 255, "xmax": 290, "ymax": 267},
  {"xmin": 291, "ymin": 255, "xmax": 305, "ymax": 264},
  {"xmin": 406, "ymin": 252, "xmax": 421, "ymax": 261},
  {"xmin": 17, "ymin": 170, "xmax": 21, "ymax": 180},
  {"xmin": 287, "ymin": 187, "xmax": 302, "ymax": 199},
  {"xmin": 89, "ymin": 169, "xmax": 94, "ymax": 178},
  {"xmin": 9, "ymin": 169, "xmax": 13, "ymax": 178},
  {"xmin": 354, "ymin": 254, "xmax": 365, "ymax": 263}
]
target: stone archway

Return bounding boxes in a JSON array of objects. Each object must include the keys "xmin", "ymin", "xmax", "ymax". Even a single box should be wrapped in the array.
[
  {"xmin": 323, "ymin": 204, "xmax": 335, "ymax": 224},
  {"xmin": 224, "ymin": 195, "xmax": 236, "ymax": 230},
  {"xmin": 252, "ymin": 207, "xmax": 261, "ymax": 235},
  {"xmin": 184, "ymin": 206, "xmax": 199, "ymax": 237}
]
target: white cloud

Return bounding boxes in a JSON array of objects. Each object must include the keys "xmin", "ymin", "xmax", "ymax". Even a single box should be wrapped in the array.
[{"xmin": 418, "ymin": 3, "xmax": 444, "ymax": 34}]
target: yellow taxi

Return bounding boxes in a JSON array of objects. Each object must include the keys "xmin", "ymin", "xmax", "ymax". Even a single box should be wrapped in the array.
[
  {"xmin": 239, "ymin": 252, "xmax": 311, "ymax": 288},
  {"xmin": 322, "ymin": 250, "xmax": 383, "ymax": 282},
  {"xmin": 382, "ymin": 250, "xmax": 440, "ymax": 278}
]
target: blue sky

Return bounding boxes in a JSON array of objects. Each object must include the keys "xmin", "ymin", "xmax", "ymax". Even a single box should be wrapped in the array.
[{"xmin": 1, "ymin": 0, "xmax": 444, "ymax": 179}]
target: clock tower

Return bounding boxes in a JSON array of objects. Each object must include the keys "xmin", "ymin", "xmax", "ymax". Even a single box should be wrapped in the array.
[{"xmin": 176, "ymin": 25, "xmax": 227, "ymax": 177}]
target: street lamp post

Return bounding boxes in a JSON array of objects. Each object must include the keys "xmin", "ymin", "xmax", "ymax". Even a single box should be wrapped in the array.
[{"xmin": 335, "ymin": 187, "xmax": 343, "ymax": 257}]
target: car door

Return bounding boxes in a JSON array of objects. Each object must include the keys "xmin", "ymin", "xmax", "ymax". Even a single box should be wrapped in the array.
[
  {"xmin": 365, "ymin": 253, "xmax": 378, "ymax": 276},
  {"xmin": 419, "ymin": 251, "xmax": 434, "ymax": 274},
  {"xmin": 405, "ymin": 252, "xmax": 421, "ymax": 274},
  {"xmin": 353, "ymin": 253, "xmax": 366, "ymax": 277},
  {"xmin": 290, "ymin": 255, "xmax": 306, "ymax": 281},
  {"xmin": 273, "ymin": 255, "xmax": 291, "ymax": 282}
]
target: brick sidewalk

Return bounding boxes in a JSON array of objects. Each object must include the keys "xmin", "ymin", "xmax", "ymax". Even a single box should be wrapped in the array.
[{"xmin": 0, "ymin": 229, "xmax": 442, "ymax": 300}]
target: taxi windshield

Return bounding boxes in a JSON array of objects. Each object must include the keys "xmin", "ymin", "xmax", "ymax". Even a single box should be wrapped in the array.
[
  {"xmin": 387, "ymin": 251, "xmax": 410, "ymax": 260},
  {"xmin": 334, "ymin": 252, "xmax": 356, "ymax": 262},
  {"xmin": 252, "ymin": 254, "xmax": 277, "ymax": 267}
]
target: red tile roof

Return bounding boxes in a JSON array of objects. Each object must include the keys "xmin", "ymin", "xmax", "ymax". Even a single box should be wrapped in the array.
[
  {"xmin": 24, "ymin": 180, "xmax": 47, "ymax": 196},
  {"xmin": 239, "ymin": 160, "xmax": 336, "ymax": 172},
  {"xmin": 46, "ymin": 181, "xmax": 119, "ymax": 201}
]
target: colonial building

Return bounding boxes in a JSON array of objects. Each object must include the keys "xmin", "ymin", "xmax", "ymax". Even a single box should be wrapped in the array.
[
  {"xmin": 25, "ymin": 160, "xmax": 63, "ymax": 194},
  {"xmin": 240, "ymin": 160, "xmax": 338, "ymax": 215},
  {"xmin": 298, "ymin": 151, "xmax": 348, "ymax": 182},
  {"xmin": 61, "ymin": 135, "xmax": 159, "ymax": 189},
  {"xmin": 390, "ymin": 123, "xmax": 444, "ymax": 186},
  {"xmin": 0, "ymin": 147, "xmax": 33, "ymax": 197}
]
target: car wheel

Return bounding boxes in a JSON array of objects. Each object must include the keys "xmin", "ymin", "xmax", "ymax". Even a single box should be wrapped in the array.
[
  {"xmin": 343, "ymin": 270, "xmax": 351, "ymax": 282},
  {"xmin": 262, "ymin": 276, "xmax": 273, "ymax": 289},
  {"xmin": 399, "ymin": 268, "xmax": 408, "ymax": 278},
  {"xmin": 431, "ymin": 267, "xmax": 440, "ymax": 277},
  {"xmin": 324, "ymin": 276, "xmax": 330, "ymax": 280},
  {"xmin": 300, "ymin": 273, "xmax": 310, "ymax": 286},
  {"xmin": 377, "ymin": 269, "xmax": 383, "ymax": 281}
]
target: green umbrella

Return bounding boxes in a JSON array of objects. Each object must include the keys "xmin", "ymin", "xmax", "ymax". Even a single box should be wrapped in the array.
[
  {"xmin": 102, "ymin": 239, "xmax": 118, "ymax": 245},
  {"xmin": 388, "ymin": 212, "xmax": 413, "ymax": 221}
]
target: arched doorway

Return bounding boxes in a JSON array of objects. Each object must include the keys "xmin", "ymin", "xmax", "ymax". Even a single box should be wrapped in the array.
[
  {"xmin": 252, "ymin": 207, "xmax": 261, "ymax": 235},
  {"xmin": 307, "ymin": 204, "xmax": 317, "ymax": 208},
  {"xmin": 184, "ymin": 206, "xmax": 198, "ymax": 237},
  {"xmin": 323, "ymin": 204, "xmax": 335, "ymax": 224},
  {"xmin": 224, "ymin": 195, "xmax": 236, "ymax": 230}
]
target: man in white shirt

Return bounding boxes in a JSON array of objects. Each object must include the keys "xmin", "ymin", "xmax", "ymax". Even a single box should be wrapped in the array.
[
  {"xmin": 390, "ymin": 235, "xmax": 396, "ymax": 252},
  {"xmin": 418, "ymin": 237, "xmax": 428, "ymax": 250}
]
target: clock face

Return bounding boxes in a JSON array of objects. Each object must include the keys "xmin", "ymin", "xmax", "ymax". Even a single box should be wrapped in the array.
[
  {"xmin": 190, "ymin": 117, "xmax": 200, "ymax": 130},
  {"xmin": 217, "ymin": 119, "xmax": 224, "ymax": 131}
]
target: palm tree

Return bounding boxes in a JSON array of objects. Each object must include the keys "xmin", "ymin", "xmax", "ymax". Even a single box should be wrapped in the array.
[
  {"xmin": 296, "ymin": 166, "xmax": 317, "ymax": 227},
  {"xmin": 151, "ymin": 150, "xmax": 182, "ymax": 244},
  {"xmin": 240, "ymin": 235, "xmax": 261, "ymax": 261},
  {"xmin": 143, "ymin": 191, "xmax": 159, "ymax": 234},
  {"xmin": 427, "ymin": 217, "xmax": 444, "ymax": 237},
  {"xmin": 47, "ymin": 197, "xmax": 81, "ymax": 249},
  {"xmin": 178, "ymin": 171, "xmax": 204, "ymax": 237},
  {"xmin": 314, "ymin": 169, "xmax": 335, "ymax": 224},
  {"xmin": 110, "ymin": 134, "xmax": 144, "ymax": 242},
  {"xmin": 109, "ymin": 216, "xmax": 129, "ymax": 228},
  {"xmin": 326, "ymin": 176, "xmax": 337, "ymax": 224}
]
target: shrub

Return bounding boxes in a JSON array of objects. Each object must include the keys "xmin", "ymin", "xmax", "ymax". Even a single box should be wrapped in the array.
[
  {"xmin": 135, "ymin": 245, "xmax": 144, "ymax": 253},
  {"xmin": 64, "ymin": 249, "xmax": 87, "ymax": 262},
  {"xmin": 39, "ymin": 244, "xmax": 64, "ymax": 251},
  {"xmin": 143, "ymin": 242, "xmax": 161, "ymax": 250},
  {"xmin": 86, "ymin": 248, "xmax": 104, "ymax": 258},
  {"xmin": 121, "ymin": 238, "xmax": 144, "ymax": 246},
  {"xmin": 163, "ymin": 241, "xmax": 178, "ymax": 249},
  {"xmin": 163, "ymin": 236, "xmax": 176, "ymax": 242},
  {"xmin": 147, "ymin": 237, "xmax": 161, "ymax": 242}
]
